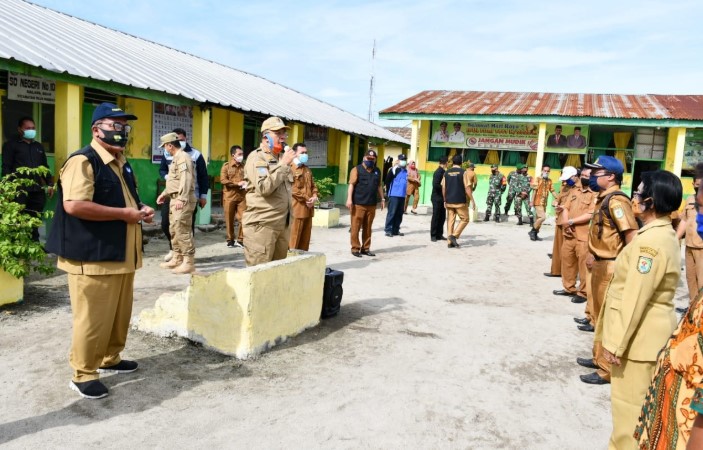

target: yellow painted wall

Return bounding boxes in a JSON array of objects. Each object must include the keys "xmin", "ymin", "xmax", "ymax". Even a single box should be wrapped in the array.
[
  {"xmin": 665, "ymin": 127, "xmax": 687, "ymax": 176},
  {"xmin": 0, "ymin": 270, "xmax": 23, "ymax": 306},
  {"xmin": 54, "ymin": 82, "xmax": 83, "ymax": 169},
  {"xmin": 122, "ymin": 97, "xmax": 153, "ymax": 159},
  {"xmin": 338, "ymin": 132, "xmax": 351, "ymax": 184},
  {"xmin": 227, "ymin": 110, "xmax": 244, "ymax": 151},
  {"xmin": 416, "ymin": 120, "xmax": 429, "ymax": 170},
  {"xmin": 210, "ymin": 107, "xmax": 229, "ymax": 162},
  {"xmin": 192, "ymin": 107, "xmax": 211, "ymax": 160}
]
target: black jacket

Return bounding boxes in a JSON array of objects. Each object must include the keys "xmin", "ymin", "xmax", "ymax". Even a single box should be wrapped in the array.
[
  {"xmin": 431, "ymin": 166, "xmax": 445, "ymax": 201},
  {"xmin": 1, "ymin": 137, "xmax": 53, "ymax": 190}
]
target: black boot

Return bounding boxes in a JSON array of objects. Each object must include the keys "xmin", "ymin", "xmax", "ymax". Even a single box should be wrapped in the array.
[
  {"xmin": 483, "ymin": 213, "xmax": 490, "ymax": 222},
  {"xmin": 529, "ymin": 216, "xmax": 535, "ymax": 227},
  {"xmin": 517, "ymin": 216, "xmax": 523, "ymax": 225},
  {"xmin": 529, "ymin": 228, "xmax": 537, "ymax": 241},
  {"xmin": 494, "ymin": 214, "xmax": 501, "ymax": 223},
  {"xmin": 534, "ymin": 229, "xmax": 542, "ymax": 241},
  {"xmin": 504, "ymin": 206, "xmax": 509, "ymax": 215}
]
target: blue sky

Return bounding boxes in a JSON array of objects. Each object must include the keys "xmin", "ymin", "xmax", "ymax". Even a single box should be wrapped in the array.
[{"xmin": 32, "ymin": 0, "xmax": 703, "ymax": 127}]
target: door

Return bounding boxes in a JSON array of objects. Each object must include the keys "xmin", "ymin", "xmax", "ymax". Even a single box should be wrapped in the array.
[{"xmin": 631, "ymin": 160, "xmax": 662, "ymax": 194}]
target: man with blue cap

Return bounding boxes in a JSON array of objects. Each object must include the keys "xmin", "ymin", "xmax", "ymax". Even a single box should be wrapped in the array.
[
  {"xmin": 576, "ymin": 155, "xmax": 638, "ymax": 386},
  {"xmin": 46, "ymin": 102, "xmax": 155, "ymax": 399}
]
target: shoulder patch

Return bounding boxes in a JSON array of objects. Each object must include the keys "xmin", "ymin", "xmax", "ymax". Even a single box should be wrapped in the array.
[
  {"xmin": 613, "ymin": 206, "xmax": 625, "ymax": 219},
  {"xmin": 640, "ymin": 246, "xmax": 659, "ymax": 257},
  {"xmin": 178, "ymin": 162, "xmax": 188, "ymax": 172},
  {"xmin": 637, "ymin": 256, "xmax": 653, "ymax": 274},
  {"xmin": 257, "ymin": 167, "xmax": 269, "ymax": 176}
]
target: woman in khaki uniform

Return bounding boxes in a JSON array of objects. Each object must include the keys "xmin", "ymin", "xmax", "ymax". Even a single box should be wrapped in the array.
[
  {"xmin": 288, "ymin": 143, "xmax": 318, "ymax": 251},
  {"xmin": 220, "ymin": 145, "xmax": 247, "ymax": 247},
  {"xmin": 156, "ymin": 132, "xmax": 196, "ymax": 274},
  {"xmin": 404, "ymin": 160, "xmax": 421, "ymax": 214},
  {"xmin": 599, "ymin": 170, "xmax": 683, "ymax": 449}
]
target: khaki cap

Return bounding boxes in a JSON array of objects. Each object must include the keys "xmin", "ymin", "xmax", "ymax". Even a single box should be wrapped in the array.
[
  {"xmin": 261, "ymin": 116, "xmax": 290, "ymax": 132},
  {"xmin": 159, "ymin": 132, "xmax": 180, "ymax": 148}
]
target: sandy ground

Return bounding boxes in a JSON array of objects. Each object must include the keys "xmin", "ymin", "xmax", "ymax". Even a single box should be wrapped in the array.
[{"xmin": 0, "ymin": 208, "xmax": 690, "ymax": 449}]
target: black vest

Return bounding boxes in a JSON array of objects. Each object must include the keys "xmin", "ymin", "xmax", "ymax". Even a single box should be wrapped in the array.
[
  {"xmin": 46, "ymin": 146, "xmax": 141, "ymax": 262},
  {"xmin": 352, "ymin": 164, "xmax": 380, "ymax": 206},
  {"xmin": 444, "ymin": 167, "xmax": 466, "ymax": 204}
]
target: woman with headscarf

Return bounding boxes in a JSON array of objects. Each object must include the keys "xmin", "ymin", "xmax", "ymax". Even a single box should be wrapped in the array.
[{"xmin": 405, "ymin": 160, "xmax": 421, "ymax": 214}]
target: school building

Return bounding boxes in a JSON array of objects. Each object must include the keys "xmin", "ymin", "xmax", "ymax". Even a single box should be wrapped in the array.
[
  {"xmin": 0, "ymin": 0, "xmax": 408, "ymax": 225},
  {"xmin": 380, "ymin": 90, "xmax": 703, "ymax": 212}
]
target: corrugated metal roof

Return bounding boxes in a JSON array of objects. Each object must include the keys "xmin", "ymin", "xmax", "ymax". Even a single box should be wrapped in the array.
[
  {"xmin": 385, "ymin": 127, "xmax": 412, "ymax": 140},
  {"xmin": 380, "ymin": 90, "xmax": 703, "ymax": 121},
  {"xmin": 0, "ymin": 0, "xmax": 408, "ymax": 144}
]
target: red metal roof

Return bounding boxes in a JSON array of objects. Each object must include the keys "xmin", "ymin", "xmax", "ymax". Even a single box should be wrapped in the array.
[{"xmin": 380, "ymin": 91, "xmax": 703, "ymax": 121}]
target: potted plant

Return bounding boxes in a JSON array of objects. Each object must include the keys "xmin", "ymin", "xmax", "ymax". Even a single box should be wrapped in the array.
[
  {"xmin": 314, "ymin": 176, "xmax": 336, "ymax": 209},
  {"xmin": 0, "ymin": 167, "xmax": 55, "ymax": 280}
]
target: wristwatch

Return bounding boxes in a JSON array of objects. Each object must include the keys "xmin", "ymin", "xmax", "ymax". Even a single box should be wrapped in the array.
[{"xmin": 568, "ymin": 219, "xmax": 574, "ymax": 227}]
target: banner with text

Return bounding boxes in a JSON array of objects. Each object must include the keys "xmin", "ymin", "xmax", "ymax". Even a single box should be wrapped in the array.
[
  {"xmin": 7, "ymin": 72, "xmax": 56, "ymax": 104},
  {"xmin": 303, "ymin": 125, "xmax": 328, "ymax": 168}
]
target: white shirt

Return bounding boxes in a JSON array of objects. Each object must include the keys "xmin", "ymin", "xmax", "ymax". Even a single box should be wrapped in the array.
[{"xmin": 448, "ymin": 131, "xmax": 465, "ymax": 143}]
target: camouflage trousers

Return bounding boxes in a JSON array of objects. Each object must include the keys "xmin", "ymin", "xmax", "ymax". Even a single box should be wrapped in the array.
[
  {"xmin": 514, "ymin": 196, "xmax": 533, "ymax": 220},
  {"xmin": 485, "ymin": 190, "xmax": 503, "ymax": 216},
  {"xmin": 504, "ymin": 191, "xmax": 518, "ymax": 212}
]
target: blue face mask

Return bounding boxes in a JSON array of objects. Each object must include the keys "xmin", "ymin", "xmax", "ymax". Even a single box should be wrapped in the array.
[
  {"xmin": 298, "ymin": 154, "xmax": 309, "ymax": 165},
  {"xmin": 696, "ymin": 212, "xmax": 703, "ymax": 240},
  {"xmin": 589, "ymin": 175, "xmax": 601, "ymax": 192},
  {"xmin": 23, "ymin": 129, "xmax": 36, "ymax": 140},
  {"xmin": 565, "ymin": 178, "xmax": 576, "ymax": 187}
]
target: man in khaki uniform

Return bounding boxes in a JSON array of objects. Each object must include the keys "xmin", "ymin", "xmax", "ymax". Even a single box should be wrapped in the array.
[
  {"xmin": 242, "ymin": 117, "xmax": 296, "ymax": 266},
  {"xmin": 678, "ymin": 177, "xmax": 703, "ymax": 302},
  {"xmin": 600, "ymin": 171, "xmax": 682, "ymax": 449},
  {"xmin": 156, "ymin": 132, "xmax": 196, "ymax": 274},
  {"xmin": 347, "ymin": 150, "xmax": 384, "ymax": 257},
  {"xmin": 559, "ymin": 168, "xmax": 596, "ymax": 306},
  {"xmin": 289, "ymin": 143, "xmax": 318, "ymax": 251},
  {"xmin": 547, "ymin": 168, "xmax": 577, "ymax": 278},
  {"xmin": 529, "ymin": 165, "xmax": 556, "ymax": 241},
  {"xmin": 404, "ymin": 160, "xmax": 421, "ymax": 214},
  {"xmin": 442, "ymin": 154, "xmax": 472, "ymax": 248},
  {"xmin": 45, "ymin": 102, "xmax": 155, "ymax": 399},
  {"xmin": 220, "ymin": 145, "xmax": 246, "ymax": 248},
  {"xmin": 578, "ymin": 156, "xmax": 638, "ymax": 385}
]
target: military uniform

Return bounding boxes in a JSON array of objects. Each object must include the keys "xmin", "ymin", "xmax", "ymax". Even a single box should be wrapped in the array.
[
  {"xmin": 589, "ymin": 185, "xmax": 638, "ymax": 382},
  {"xmin": 242, "ymin": 145, "xmax": 292, "ymax": 266},
  {"xmin": 289, "ymin": 163, "xmax": 318, "ymax": 251},
  {"xmin": 683, "ymin": 195, "xmax": 703, "ymax": 302},
  {"xmin": 514, "ymin": 172, "xmax": 533, "ymax": 223},
  {"xmin": 560, "ymin": 183, "xmax": 596, "ymax": 300},
  {"xmin": 600, "ymin": 217, "xmax": 681, "ymax": 449},
  {"xmin": 220, "ymin": 157, "xmax": 246, "ymax": 244},
  {"xmin": 161, "ymin": 147, "xmax": 196, "ymax": 272},
  {"xmin": 504, "ymin": 169, "xmax": 521, "ymax": 214},
  {"xmin": 485, "ymin": 170, "xmax": 506, "ymax": 220},
  {"xmin": 50, "ymin": 139, "xmax": 143, "ymax": 383}
]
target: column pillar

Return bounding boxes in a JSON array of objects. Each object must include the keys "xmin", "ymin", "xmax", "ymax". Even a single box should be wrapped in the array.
[
  {"xmin": 192, "ymin": 107, "xmax": 211, "ymax": 225},
  {"xmin": 665, "ymin": 127, "xmax": 686, "ymax": 176},
  {"xmin": 54, "ymin": 82, "xmax": 82, "ymax": 171},
  {"xmin": 535, "ymin": 123, "xmax": 547, "ymax": 172}
]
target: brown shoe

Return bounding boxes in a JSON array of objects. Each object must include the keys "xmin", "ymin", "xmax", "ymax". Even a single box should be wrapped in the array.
[{"xmin": 160, "ymin": 254, "xmax": 183, "ymax": 269}]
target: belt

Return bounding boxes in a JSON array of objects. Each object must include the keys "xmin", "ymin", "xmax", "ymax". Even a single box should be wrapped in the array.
[{"xmin": 593, "ymin": 255, "xmax": 616, "ymax": 261}]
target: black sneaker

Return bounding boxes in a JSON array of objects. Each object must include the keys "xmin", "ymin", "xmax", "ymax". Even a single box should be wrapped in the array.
[
  {"xmin": 98, "ymin": 360, "xmax": 138, "ymax": 374},
  {"xmin": 226, "ymin": 240, "xmax": 234, "ymax": 248},
  {"xmin": 70, "ymin": 380, "xmax": 109, "ymax": 399}
]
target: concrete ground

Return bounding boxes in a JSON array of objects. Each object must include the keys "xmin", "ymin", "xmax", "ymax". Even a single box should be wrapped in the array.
[{"xmin": 0, "ymin": 208, "xmax": 690, "ymax": 449}]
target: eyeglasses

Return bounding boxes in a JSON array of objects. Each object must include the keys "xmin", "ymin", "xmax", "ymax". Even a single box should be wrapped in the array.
[{"xmin": 96, "ymin": 122, "xmax": 132, "ymax": 133}]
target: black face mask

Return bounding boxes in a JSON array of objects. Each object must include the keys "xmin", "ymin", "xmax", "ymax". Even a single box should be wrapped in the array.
[
  {"xmin": 581, "ymin": 178, "xmax": 590, "ymax": 187},
  {"xmin": 99, "ymin": 129, "xmax": 128, "ymax": 148},
  {"xmin": 363, "ymin": 160, "xmax": 375, "ymax": 168}
]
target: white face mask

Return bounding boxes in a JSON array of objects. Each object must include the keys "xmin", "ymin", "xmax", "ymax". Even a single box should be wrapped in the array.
[
  {"xmin": 234, "ymin": 156, "xmax": 243, "ymax": 163},
  {"xmin": 179, "ymin": 140, "xmax": 187, "ymax": 149}
]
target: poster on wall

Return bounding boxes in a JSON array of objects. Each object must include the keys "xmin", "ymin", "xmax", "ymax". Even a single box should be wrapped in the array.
[
  {"xmin": 429, "ymin": 121, "xmax": 588, "ymax": 152},
  {"xmin": 683, "ymin": 129, "xmax": 703, "ymax": 170},
  {"xmin": 7, "ymin": 72, "xmax": 55, "ymax": 104},
  {"xmin": 303, "ymin": 125, "xmax": 328, "ymax": 168},
  {"xmin": 151, "ymin": 102, "xmax": 193, "ymax": 164}
]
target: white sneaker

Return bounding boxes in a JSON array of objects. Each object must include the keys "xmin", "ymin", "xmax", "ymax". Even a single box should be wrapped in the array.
[{"xmin": 163, "ymin": 250, "xmax": 173, "ymax": 262}]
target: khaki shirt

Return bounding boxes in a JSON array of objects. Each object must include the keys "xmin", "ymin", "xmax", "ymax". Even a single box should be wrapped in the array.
[
  {"xmin": 588, "ymin": 185, "xmax": 638, "ymax": 259},
  {"xmin": 601, "ymin": 217, "xmax": 680, "ymax": 360},
  {"xmin": 554, "ymin": 184, "xmax": 572, "ymax": 225},
  {"xmin": 57, "ymin": 139, "xmax": 142, "ymax": 275},
  {"xmin": 562, "ymin": 184, "xmax": 597, "ymax": 242},
  {"xmin": 684, "ymin": 195, "xmax": 703, "ymax": 248},
  {"xmin": 291, "ymin": 164, "xmax": 318, "ymax": 219},
  {"xmin": 163, "ymin": 149, "xmax": 196, "ymax": 203},
  {"xmin": 242, "ymin": 146, "xmax": 292, "ymax": 230},
  {"xmin": 464, "ymin": 170, "xmax": 477, "ymax": 191},
  {"xmin": 220, "ymin": 158, "xmax": 246, "ymax": 202}
]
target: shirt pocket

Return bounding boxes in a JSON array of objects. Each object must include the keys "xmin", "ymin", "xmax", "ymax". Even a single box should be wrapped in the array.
[{"xmin": 607, "ymin": 293, "xmax": 622, "ymax": 311}]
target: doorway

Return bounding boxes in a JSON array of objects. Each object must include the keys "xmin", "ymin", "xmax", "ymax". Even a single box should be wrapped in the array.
[{"xmin": 631, "ymin": 160, "xmax": 662, "ymax": 194}]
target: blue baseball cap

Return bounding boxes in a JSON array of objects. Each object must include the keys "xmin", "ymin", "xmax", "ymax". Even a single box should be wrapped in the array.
[
  {"xmin": 586, "ymin": 155, "xmax": 624, "ymax": 175},
  {"xmin": 92, "ymin": 102, "xmax": 138, "ymax": 124}
]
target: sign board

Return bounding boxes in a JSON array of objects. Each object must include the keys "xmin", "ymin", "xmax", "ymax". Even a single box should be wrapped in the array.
[
  {"xmin": 304, "ymin": 125, "xmax": 328, "ymax": 168},
  {"xmin": 152, "ymin": 102, "xmax": 193, "ymax": 164},
  {"xmin": 7, "ymin": 72, "xmax": 55, "ymax": 104}
]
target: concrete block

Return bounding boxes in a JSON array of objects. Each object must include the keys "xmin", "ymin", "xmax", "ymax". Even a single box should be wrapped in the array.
[
  {"xmin": 312, "ymin": 207, "xmax": 340, "ymax": 228},
  {"xmin": 0, "ymin": 270, "xmax": 23, "ymax": 306},
  {"xmin": 134, "ymin": 252, "xmax": 326, "ymax": 358}
]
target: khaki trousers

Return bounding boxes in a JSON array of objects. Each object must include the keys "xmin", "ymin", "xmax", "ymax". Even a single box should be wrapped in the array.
[
  {"xmin": 224, "ymin": 196, "xmax": 245, "ymax": 242},
  {"xmin": 608, "ymin": 358, "xmax": 656, "ymax": 450},
  {"xmin": 243, "ymin": 223, "xmax": 290, "ymax": 267},
  {"xmin": 534, "ymin": 206, "xmax": 546, "ymax": 230},
  {"xmin": 350, "ymin": 204, "xmax": 376, "ymax": 252},
  {"xmin": 561, "ymin": 238, "xmax": 589, "ymax": 298},
  {"xmin": 685, "ymin": 246, "xmax": 703, "ymax": 303},
  {"xmin": 170, "ymin": 200, "xmax": 196, "ymax": 256},
  {"xmin": 405, "ymin": 184, "xmax": 420, "ymax": 211},
  {"xmin": 592, "ymin": 259, "xmax": 616, "ymax": 381},
  {"xmin": 549, "ymin": 225, "xmax": 564, "ymax": 275},
  {"xmin": 446, "ymin": 203, "xmax": 470, "ymax": 241},
  {"xmin": 68, "ymin": 272, "xmax": 135, "ymax": 382},
  {"xmin": 289, "ymin": 217, "xmax": 313, "ymax": 251}
]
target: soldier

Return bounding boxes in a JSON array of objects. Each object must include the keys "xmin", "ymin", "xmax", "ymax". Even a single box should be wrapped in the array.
[
  {"xmin": 546, "ymin": 167, "xmax": 577, "ymax": 277},
  {"xmin": 484, "ymin": 164, "xmax": 506, "ymax": 222},
  {"xmin": 443, "ymin": 154, "xmax": 472, "ymax": 248},
  {"xmin": 156, "ymin": 132, "xmax": 197, "ymax": 274},
  {"xmin": 514, "ymin": 166, "xmax": 533, "ymax": 226},
  {"xmin": 529, "ymin": 165, "xmax": 556, "ymax": 241},
  {"xmin": 504, "ymin": 163, "xmax": 524, "ymax": 215},
  {"xmin": 289, "ymin": 143, "xmax": 318, "ymax": 251},
  {"xmin": 404, "ymin": 160, "xmax": 421, "ymax": 214},
  {"xmin": 347, "ymin": 150, "xmax": 384, "ymax": 257},
  {"xmin": 241, "ymin": 117, "xmax": 296, "ymax": 267},
  {"xmin": 220, "ymin": 145, "xmax": 246, "ymax": 248},
  {"xmin": 577, "ymin": 156, "xmax": 638, "ymax": 385}
]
